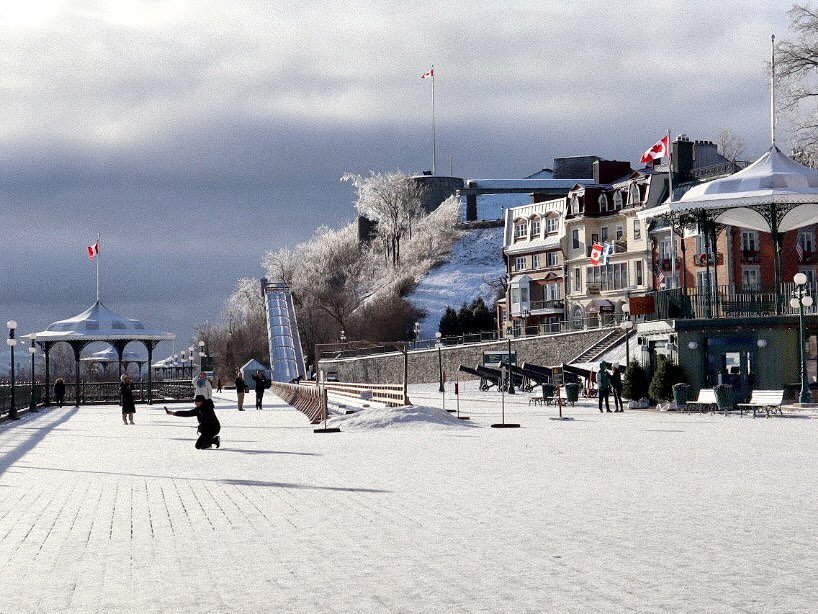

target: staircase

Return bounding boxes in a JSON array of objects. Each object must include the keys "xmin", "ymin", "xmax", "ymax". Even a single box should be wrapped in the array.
[{"xmin": 569, "ymin": 329, "xmax": 623, "ymax": 364}]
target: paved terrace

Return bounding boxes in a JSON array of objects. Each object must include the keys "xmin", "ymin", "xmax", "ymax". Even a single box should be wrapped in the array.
[{"xmin": 0, "ymin": 386, "xmax": 816, "ymax": 613}]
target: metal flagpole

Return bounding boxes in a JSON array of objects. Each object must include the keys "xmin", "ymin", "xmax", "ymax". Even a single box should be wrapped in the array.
[
  {"xmin": 667, "ymin": 130, "xmax": 676, "ymax": 289},
  {"xmin": 771, "ymin": 34, "xmax": 776, "ymax": 147},
  {"xmin": 96, "ymin": 232, "xmax": 100, "ymax": 302},
  {"xmin": 431, "ymin": 65, "xmax": 437, "ymax": 175}
]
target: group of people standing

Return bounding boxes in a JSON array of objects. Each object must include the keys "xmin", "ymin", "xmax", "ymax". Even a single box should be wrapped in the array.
[
  {"xmin": 596, "ymin": 361, "xmax": 625, "ymax": 413},
  {"xmin": 234, "ymin": 369, "xmax": 270, "ymax": 411}
]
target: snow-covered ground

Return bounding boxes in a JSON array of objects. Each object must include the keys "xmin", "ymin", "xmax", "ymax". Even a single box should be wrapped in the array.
[
  {"xmin": 1, "ymin": 385, "xmax": 817, "ymax": 612},
  {"xmin": 407, "ymin": 226, "xmax": 504, "ymax": 337}
]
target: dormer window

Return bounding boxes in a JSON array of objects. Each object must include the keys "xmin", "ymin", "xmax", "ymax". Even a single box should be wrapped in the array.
[
  {"xmin": 545, "ymin": 216, "xmax": 558, "ymax": 234},
  {"xmin": 599, "ymin": 194, "xmax": 608, "ymax": 212},
  {"xmin": 629, "ymin": 184, "xmax": 640, "ymax": 205},
  {"xmin": 613, "ymin": 191, "xmax": 623, "ymax": 210},
  {"xmin": 570, "ymin": 194, "xmax": 581, "ymax": 215},
  {"xmin": 514, "ymin": 221, "xmax": 528, "ymax": 239},
  {"xmin": 530, "ymin": 219, "xmax": 541, "ymax": 238}
]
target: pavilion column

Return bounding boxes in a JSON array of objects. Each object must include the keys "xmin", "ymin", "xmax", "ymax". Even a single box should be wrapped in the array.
[
  {"xmin": 710, "ymin": 224, "xmax": 721, "ymax": 317},
  {"xmin": 769, "ymin": 205, "xmax": 784, "ymax": 314},
  {"xmin": 146, "ymin": 342, "xmax": 156, "ymax": 405},
  {"xmin": 70, "ymin": 342, "xmax": 82, "ymax": 407},
  {"xmin": 42, "ymin": 342, "xmax": 52, "ymax": 407},
  {"xmin": 702, "ymin": 216, "xmax": 713, "ymax": 319},
  {"xmin": 680, "ymin": 233, "xmax": 688, "ymax": 292}
]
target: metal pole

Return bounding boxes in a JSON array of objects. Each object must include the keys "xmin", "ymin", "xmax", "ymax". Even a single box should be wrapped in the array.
[
  {"xmin": 500, "ymin": 365, "xmax": 505, "ymax": 425},
  {"xmin": 667, "ymin": 130, "xmax": 676, "ymax": 289},
  {"xmin": 431, "ymin": 66, "xmax": 436, "ymax": 175},
  {"xmin": 799, "ymin": 292, "xmax": 810, "ymax": 404},
  {"xmin": 29, "ymin": 338, "xmax": 37, "ymax": 411},
  {"xmin": 8, "ymin": 328, "xmax": 17, "ymax": 420},
  {"xmin": 506, "ymin": 337, "xmax": 515, "ymax": 394},
  {"xmin": 437, "ymin": 344, "xmax": 444, "ymax": 393}
]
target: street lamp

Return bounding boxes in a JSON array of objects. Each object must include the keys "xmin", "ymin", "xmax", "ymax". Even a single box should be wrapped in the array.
[
  {"xmin": 29, "ymin": 336, "xmax": 38, "ymax": 412},
  {"xmin": 6, "ymin": 320, "xmax": 19, "ymax": 420},
  {"xmin": 198, "ymin": 340, "xmax": 205, "ymax": 372},
  {"xmin": 435, "ymin": 332, "xmax": 444, "ymax": 393},
  {"xmin": 791, "ymin": 272, "xmax": 814, "ymax": 404},
  {"xmin": 506, "ymin": 334, "xmax": 515, "ymax": 394},
  {"xmin": 340, "ymin": 330, "xmax": 347, "ymax": 344},
  {"xmin": 188, "ymin": 346, "xmax": 195, "ymax": 377},
  {"xmin": 620, "ymin": 303, "xmax": 634, "ymax": 366},
  {"xmin": 413, "ymin": 322, "xmax": 421, "ymax": 347}
]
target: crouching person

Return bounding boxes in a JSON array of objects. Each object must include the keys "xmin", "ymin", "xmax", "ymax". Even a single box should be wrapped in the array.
[{"xmin": 166, "ymin": 395, "xmax": 221, "ymax": 449}]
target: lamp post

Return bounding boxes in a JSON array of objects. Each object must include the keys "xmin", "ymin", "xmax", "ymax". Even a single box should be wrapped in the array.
[
  {"xmin": 29, "ymin": 336, "xmax": 38, "ymax": 412},
  {"xmin": 181, "ymin": 351, "xmax": 187, "ymax": 379},
  {"xmin": 435, "ymin": 332, "xmax": 444, "ymax": 393},
  {"xmin": 620, "ymin": 303, "xmax": 634, "ymax": 366},
  {"xmin": 506, "ymin": 335, "xmax": 515, "ymax": 394},
  {"xmin": 6, "ymin": 320, "xmax": 19, "ymax": 420},
  {"xmin": 791, "ymin": 272, "xmax": 814, "ymax": 404},
  {"xmin": 340, "ymin": 330, "xmax": 347, "ymax": 344},
  {"xmin": 198, "ymin": 340, "xmax": 206, "ymax": 372},
  {"xmin": 188, "ymin": 346, "xmax": 195, "ymax": 377},
  {"xmin": 413, "ymin": 322, "xmax": 421, "ymax": 348}
]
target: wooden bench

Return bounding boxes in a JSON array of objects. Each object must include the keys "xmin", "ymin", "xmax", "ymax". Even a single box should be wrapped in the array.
[
  {"xmin": 685, "ymin": 388, "xmax": 717, "ymax": 413},
  {"xmin": 737, "ymin": 390, "xmax": 785, "ymax": 418}
]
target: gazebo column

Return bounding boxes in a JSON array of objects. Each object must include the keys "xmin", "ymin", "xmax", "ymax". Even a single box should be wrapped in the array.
[
  {"xmin": 144, "ymin": 341, "xmax": 158, "ymax": 405},
  {"xmin": 42, "ymin": 342, "xmax": 53, "ymax": 406},
  {"xmin": 710, "ymin": 224, "xmax": 721, "ymax": 317},
  {"xmin": 702, "ymin": 216, "xmax": 713, "ymax": 319},
  {"xmin": 679, "ymin": 233, "xmax": 688, "ymax": 291},
  {"xmin": 69, "ymin": 341, "xmax": 87, "ymax": 407},
  {"xmin": 769, "ymin": 205, "xmax": 784, "ymax": 314}
]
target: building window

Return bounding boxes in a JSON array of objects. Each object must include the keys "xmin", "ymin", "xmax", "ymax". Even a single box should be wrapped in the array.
[
  {"xmin": 613, "ymin": 191, "xmax": 623, "ymax": 210},
  {"xmin": 572, "ymin": 229, "xmax": 580, "ymax": 249},
  {"xmin": 570, "ymin": 195, "xmax": 581, "ymax": 215},
  {"xmin": 742, "ymin": 266, "xmax": 760, "ymax": 291},
  {"xmin": 514, "ymin": 222, "xmax": 527, "ymax": 239},
  {"xmin": 532, "ymin": 254, "xmax": 540, "ymax": 269},
  {"xmin": 546, "ymin": 283, "xmax": 561, "ymax": 301},
  {"xmin": 601, "ymin": 227, "xmax": 608, "ymax": 242},
  {"xmin": 633, "ymin": 219, "xmax": 641, "ymax": 240},
  {"xmin": 530, "ymin": 219, "xmax": 541, "ymax": 238},
  {"xmin": 798, "ymin": 228, "xmax": 815, "ymax": 259},
  {"xmin": 599, "ymin": 194, "xmax": 608, "ymax": 212},
  {"xmin": 741, "ymin": 230, "xmax": 758, "ymax": 252},
  {"xmin": 573, "ymin": 267, "xmax": 581, "ymax": 292},
  {"xmin": 615, "ymin": 225, "xmax": 624, "ymax": 241},
  {"xmin": 546, "ymin": 216, "xmax": 558, "ymax": 234},
  {"xmin": 629, "ymin": 184, "xmax": 640, "ymax": 205},
  {"xmin": 515, "ymin": 256, "xmax": 525, "ymax": 271},
  {"xmin": 659, "ymin": 236, "xmax": 673, "ymax": 260},
  {"xmin": 547, "ymin": 251, "xmax": 559, "ymax": 267},
  {"xmin": 800, "ymin": 267, "xmax": 816, "ymax": 284},
  {"xmin": 585, "ymin": 263, "xmax": 629, "ymax": 291},
  {"xmin": 591, "ymin": 233, "xmax": 599, "ymax": 245},
  {"xmin": 636, "ymin": 260, "xmax": 643, "ymax": 286}
]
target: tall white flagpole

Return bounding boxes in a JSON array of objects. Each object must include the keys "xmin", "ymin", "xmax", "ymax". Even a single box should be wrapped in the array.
[
  {"xmin": 96, "ymin": 232, "xmax": 100, "ymax": 303},
  {"xmin": 431, "ymin": 65, "xmax": 437, "ymax": 175},
  {"xmin": 771, "ymin": 34, "xmax": 777, "ymax": 147},
  {"xmin": 667, "ymin": 129, "xmax": 676, "ymax": 289}
]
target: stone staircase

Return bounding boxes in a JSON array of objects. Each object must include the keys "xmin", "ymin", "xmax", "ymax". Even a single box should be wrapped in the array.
[{"xmin": 569, "ymin": 330, "xmax": 624, "ymax": 364}]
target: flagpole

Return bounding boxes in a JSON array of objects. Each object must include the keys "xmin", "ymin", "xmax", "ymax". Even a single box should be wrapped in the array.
[
  {"xmin": 667, "ymin": 129, "xmax": 676, "ymax": 289},
  {"xmin": 771, "ymin": 34, "xmax": 776, "ymax": 147},
  {"xmin": 431, "ymin": 65, "xmax": 437, "ymax": 175},
  {"xmin": 96, "ymin": 232, "xmax": 100, "ymax": 303}
]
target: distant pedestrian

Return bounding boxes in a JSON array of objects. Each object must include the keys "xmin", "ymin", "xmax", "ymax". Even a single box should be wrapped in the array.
[
  {"xmin": 611, "ymin": 362, "xmax": 624, "ymax": 412},
  {"xmin": 120, "ymin": 374, "xmax": 136, "ymax": 425},
  {"xmin": 54, "ymin": 378, "xmax": 66, "ymax": 407},
  {"xmin": 252, "ymin": 370, "xmax": 269, "ymax": 410},
  {"xmin": 192, "ymin": 372, "xmax": 213, "ymax": 400},
  {"xmin": 597, "ymin": 362, "xmax": 611, "ymax": 413},
  {"xmin": 165, "ymin": 395, "xmax": 221, "ymax": 449},
  {"xmin": 235, "ymin": 370, "xmax": 247, "ymax": 411},
  {"xmin": 216, "ymin": 377, "xmax": 222, "ymax": 393}
]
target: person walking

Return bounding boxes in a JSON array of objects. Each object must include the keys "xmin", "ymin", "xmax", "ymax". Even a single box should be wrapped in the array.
[
  {"xmin": 120, "ymin": 374, "xmax": 136, "ymax": 425},
  {"xmin": 252, "ymin": 370, "xmax": 269, "ymax": 410},
  {"xmin": 192, "ymin": 372, "xmax": 213, "ymax": 400},
  {"xmin": 235, "ymin": 370, "xmax": 247, "ymax": 411},
  {"xmin": 216, "ymin": 377, "xmax": 222, "ymax": 393},
  {"xmin": 165, "ymin": 395, "xmax": 221, "ymax": 449},
  {"xmin": 611, "ymin": 362, "xmax": 624, "ymax": 412},
  {"xmin": 597, "ymin": 362, "xmax": 612, "ymax": 413},
  {"xmin": 54, "ymin": 378, "xmax": 66, "ymax": 408}
]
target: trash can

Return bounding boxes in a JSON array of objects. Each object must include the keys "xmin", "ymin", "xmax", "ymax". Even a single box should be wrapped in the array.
[
  {"xmin": 672, "ymin": 383, "xmax": 690, "ymax": 410},
  {"xmin": 714, "ymin": 384, "xmax": 733, "ymax": 413},
  {"xmin": 541, "ymin": 383, "xmax": 555, "ymax": 402},
  {"xmin": 564, "ymin": 383, "xmax": 580, "ymax": 406}
]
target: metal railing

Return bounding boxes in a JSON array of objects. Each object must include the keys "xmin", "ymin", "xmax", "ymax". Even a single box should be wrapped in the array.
[
  {"xmin": 528, "ymin": 299, "xmax": 565, "ymax": 312},
  {"xmin": 649, "ymin": 283, "xmax": 816, "ymax": 321}
]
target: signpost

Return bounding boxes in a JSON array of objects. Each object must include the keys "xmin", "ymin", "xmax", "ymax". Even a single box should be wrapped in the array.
[
  {"xmin": 491, "ymin": 365, "xmax": 520, "ymax": 428},
  {"xmin": 454, "ymin": 376, "xmax": 469, "ymax": 420},
  {"xmin": 549, "ymin": 365, "xmax": 571, "ymax": 421}
]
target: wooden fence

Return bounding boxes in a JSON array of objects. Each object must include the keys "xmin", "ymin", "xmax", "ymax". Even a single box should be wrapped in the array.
[
  {"xmin": 321, "ymin": 381, "xmax": 409, "ymax": 407},
  {"xmin": 268, "ymin": 381, "xmax": 326, "ymax": 424}
]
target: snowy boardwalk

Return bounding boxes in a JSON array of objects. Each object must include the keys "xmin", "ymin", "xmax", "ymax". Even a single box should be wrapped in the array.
[{"xmin": 1, "ymin": 386, "xmax": 817, "ymax": 613}]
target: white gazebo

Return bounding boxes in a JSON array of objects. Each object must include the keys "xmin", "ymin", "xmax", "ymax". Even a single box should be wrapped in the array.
[{"xmin": 28, "ymin": 301, "xmax": 175, "ymax": 406}]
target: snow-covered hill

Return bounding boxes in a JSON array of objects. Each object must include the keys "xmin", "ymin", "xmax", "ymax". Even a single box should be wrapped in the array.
[{"xmin": 407, "ymin": 226, "xmax": 505, "ymax": 338}]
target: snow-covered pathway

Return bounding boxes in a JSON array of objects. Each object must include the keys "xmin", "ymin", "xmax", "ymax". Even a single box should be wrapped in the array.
[{"xmin": 0, "ymin": 386, "xmax": 816, "ymax": 613}]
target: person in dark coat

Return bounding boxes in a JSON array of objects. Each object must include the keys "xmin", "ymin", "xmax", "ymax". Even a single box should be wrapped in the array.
[
  {"xmin": 252, "ymin": 370, "xmax": 269, "ymax": 410},
  {"xmin": 216, "ymin": 377, "xmax": 222, "ymax": 393},
  {"xmin": 54, "ymin": 378, "xmax": 66, "ymax": 408},
  {"xmin": 235, "ymin": 370, "xmax": 247, "ymax": 411},
  {"xmin": 611, "ymin": 363, "xmax": 624, "ymax": 413},
  {"xmin": 165, "ymin": 395, "xmax": 221, "ymax": 449},
  {"xmin": 597, "ymin": 362, "xmax": 612, "ymax": 413},
  {"xmin": 120, "ymin": 374, "xmax": 136, "ymax": 424}
]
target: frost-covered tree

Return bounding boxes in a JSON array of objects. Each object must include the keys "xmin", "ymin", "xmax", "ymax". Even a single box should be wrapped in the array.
[
  {"xmin": 716, "ymin": 128, "xmax": 747, "ymax": 163},
  {"xmin": 779, "ymin": 4, "xmax": 818, "ymax": 162},
  {"xmin": 341, "ymin": 171, "xmax": 426, "ymax": 266}
]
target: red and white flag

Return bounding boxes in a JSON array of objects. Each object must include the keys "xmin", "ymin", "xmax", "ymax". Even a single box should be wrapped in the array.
[
  {"xmin": 87, "ymin": 241, "xmax": 99, "ymax": 260},
  {"xmin": 589, "ymin": 242, "xmax": 604, "ymax": 266},
  {"xmin": 641, "ymin": 135, "xmax": 669, "ymax": 165},
  {"xmin": 421, "ymin": 67, "xmax": 434, "ymax": 79}
]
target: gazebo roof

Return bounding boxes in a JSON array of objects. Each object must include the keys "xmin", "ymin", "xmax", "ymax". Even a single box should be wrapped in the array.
[
  {"xmin": 642, "ymin": 146, "xmax": 818, "ymax": 232},
  {"xmin": 80, "ymin": 347, "xmax": 146, "ymax": 363},
  {"xmin": 30, "ymin": 301, "xmax": 175, "ymax": 344}
]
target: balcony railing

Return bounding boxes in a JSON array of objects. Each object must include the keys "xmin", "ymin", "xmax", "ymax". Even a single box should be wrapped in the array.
[
  {"xmin": 528, "ymin": 299, "xmax": 565, "ymax": 312},
  {"xmin": 694, "ymin": 252, "xmax": 723, "ymax": 267},
  {"xmin": 648, "ymin": 283, "xmax": 816, "ymax": 321},
  {"xmin": 740, "ymin": 250, "xmax": 760, "ymax": 264}
]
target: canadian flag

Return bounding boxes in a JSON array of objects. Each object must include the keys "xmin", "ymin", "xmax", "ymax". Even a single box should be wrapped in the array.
[
  {"xmin": 87, "ymin": 241, "xmax": 99, "ymax": 260},
  {"xmin": 421, "ymin": 67, "xmax": 434, "ymax": 79},
  {"xmin": 641, "ymin": 135, "xmax": 669, "ymax": 165},
  {"xmin": 589, "ymin": 242, "xmax": 604, "ymax": 266}
]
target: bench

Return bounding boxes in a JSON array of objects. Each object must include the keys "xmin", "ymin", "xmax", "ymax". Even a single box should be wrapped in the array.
[
  {"xmin": 737, "ymin": 390, "xmax": 785, "ymax": 418},
  {"xmin": 685, "ymin": 388, "xmax": 717, "ymax": 413}
]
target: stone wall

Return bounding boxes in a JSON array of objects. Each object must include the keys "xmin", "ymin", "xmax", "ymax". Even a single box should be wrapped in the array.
[{"xmin": 318, "ymin": 328, "xmax": 614, "ymax": 384}]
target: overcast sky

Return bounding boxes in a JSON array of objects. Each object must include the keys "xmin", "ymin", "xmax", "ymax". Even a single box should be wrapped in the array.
[{"xmin": 0, "ymin": 0, "xmax": 795, "ymax": 357}]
